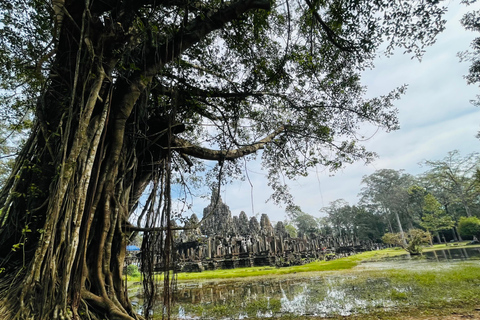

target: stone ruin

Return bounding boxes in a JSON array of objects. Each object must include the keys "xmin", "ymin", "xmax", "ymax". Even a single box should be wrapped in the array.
[{"xmin": 174, "ymin": 193, "xmax": 379, "ymax": 272}]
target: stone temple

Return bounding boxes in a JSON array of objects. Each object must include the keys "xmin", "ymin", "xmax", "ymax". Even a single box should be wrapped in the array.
[{"xmin": 173, "ymin": 192, "xmax": 377, "ymax": 272}]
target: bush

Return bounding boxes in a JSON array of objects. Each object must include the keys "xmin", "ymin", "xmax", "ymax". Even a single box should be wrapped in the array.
[
  {"xmin": 458, "ymin": 216, "xmax": 480, "ymax": 239},
  {"xmin": 126, "ymin": 264, "xmax": 140, "ymax": 277}
]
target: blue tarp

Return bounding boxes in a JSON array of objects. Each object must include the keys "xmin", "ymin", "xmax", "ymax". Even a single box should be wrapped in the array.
[{"xmin": 126, "ymin": 245, "xmax": 140, "ymax": 251}]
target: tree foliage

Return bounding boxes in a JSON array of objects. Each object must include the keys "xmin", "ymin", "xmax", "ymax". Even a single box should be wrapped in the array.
[
  {"xmin": 0, "ymin": 0, "xmax": 449, "ymax": 319},
  {"xmin": 343, "ymin": 152, "xmax": 480, "ymax": 246},
  {"xmin": 459, "ymin": 0, "xmax": 480, "ymax": 105},
  {"xmin": 357, "ymin": 155, "xmax": 480, "ymax": 244},
  {"xmin": 360, "ymin": 169, "xmax": 415, "ymax": 240},
  {"xmin": 421, "ymin": 150, "xmax": 480, "ymax": 217},
  {"xmin": 420, "ymin": 193, "xmax": 455, "ymax": 237},
  {"xmin": 284, "ymin": 223, "xmax": 298, "ymax": 238},
  {"xmin": 286, "ymin": 205, "xmax": 319, "ymax": 236},
  {"xmin": 382, "ymin": 229, "xmax": 431, "ymax": 255},
  {"xmin": 321, "ymin": 199, "xmax": 385, "ymax": 242},
  {"xmin": 294, "ymin": 212, "xmax": 319, "ymax": 237}
]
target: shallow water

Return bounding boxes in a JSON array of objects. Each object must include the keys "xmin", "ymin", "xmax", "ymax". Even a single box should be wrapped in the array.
[
  {"xmin": 355, "ymin": 247, "xmax": 480, "ymax": 271},
  {"xmin": 423, "ymin": 246, "xmax": 480, "ymax": 261},
  {"xmin": 130, "ymin": 247, "xmax": 480, "ymax": 319}
]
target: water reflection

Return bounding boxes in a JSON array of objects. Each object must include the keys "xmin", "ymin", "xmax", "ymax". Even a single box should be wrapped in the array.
[
  {"xmin": 423, "ymin": 247, "xmax": 480, "ymax": 261},
  {"xmin": 170, "ymin": 273, "xmax": 420, "ymax": 318},
  {"xmin": 131, "ymin": 247, "xmax": 480, "ymax": 319}
]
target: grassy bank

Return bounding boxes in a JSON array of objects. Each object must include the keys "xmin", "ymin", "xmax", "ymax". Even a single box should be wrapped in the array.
[
  {"xmin": 176, "ymin": 243, "xmax": 479, "ymax": 281},
  {"xmin": 173, "ymin": 251, "xmax": 380, "ymax": 280},
  {"xmin": 127, "ymin": 242, "xmax": 479, "ymax": 283},
  {"xmin": 129, "ymin": 247, "xmax": 402, "ymax": 282}
]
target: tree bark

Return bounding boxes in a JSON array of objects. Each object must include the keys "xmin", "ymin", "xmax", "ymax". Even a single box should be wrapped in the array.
[{"xmin": 0, "ymin": 0, "xmax": 272, "ymax": 319}]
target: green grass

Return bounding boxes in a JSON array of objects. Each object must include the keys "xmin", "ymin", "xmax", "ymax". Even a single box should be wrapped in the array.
[
  {"xmin": 173, "ymin": 247, "xmax": 409, "ymax": 281},
  {"xmin": 126, "ymin": 249, "xmax": 392, "ymax": 283},
  {"xmin": 128, "ymin": 242, "xmax": 479, "ymax": 284},
  {"xmin": 175, "ymin": 259, "xmax": 356, "ymax": 280}
]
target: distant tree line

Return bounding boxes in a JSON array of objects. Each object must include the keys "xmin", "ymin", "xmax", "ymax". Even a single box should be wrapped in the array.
[{"xmin": 285, "ymin": 150, "xmax": 480, "ymax": 244}]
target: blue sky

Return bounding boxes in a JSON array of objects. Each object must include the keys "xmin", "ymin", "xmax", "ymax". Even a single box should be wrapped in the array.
[{"xmin": 182, "ymin": 1, "xmax": 480, "ymax": 223}]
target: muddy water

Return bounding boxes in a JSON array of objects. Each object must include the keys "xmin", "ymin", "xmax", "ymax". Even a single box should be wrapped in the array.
[{"xmin": 130, "ymin": 247, "xmax": 480, "ymax": 318}]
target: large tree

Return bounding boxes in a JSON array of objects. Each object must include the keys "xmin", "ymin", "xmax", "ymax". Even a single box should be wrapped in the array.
[
  {"xmin": 322, "ymin": 199, "xmax": 386, "ymax": 242},
  {"xmin": 321, "ymin": 199, "xmax": 352, "ymax": 237},
  {"xmin": 420, "ymin": 193, "xmax": 455, "ymax": 243},
  {"xmin": 0, "ymin": 0, "xmax": 447, "ymax": 319},
  {"xmin": 359, "ymin": 169, "xmax": 416, "ymax": 241},
  {"xmin": 286, "ymin": 205, "xmax": 319, "ymax": 237},
  {"xmin": 421, "ymin": 150, "xmax": 480, "ymax": 217}
]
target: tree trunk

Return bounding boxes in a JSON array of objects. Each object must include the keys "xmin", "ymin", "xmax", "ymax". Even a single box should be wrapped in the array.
[
  {"xmin": 0, "ymin": 0, "xmax": 271, "ymax": 318},
  {"xmin": 459, "ymin": 196, "xmax": 472, "ymax": 217},
  {"xmin": 451, "ymin": 227, "xmax": 458, "ymax": 242},
  {"xmin": 0, "ymin": 3, "xmax": 151, "ymax": 319},
  {"xmin": 388, "ymin": 207, "xmax": 407, "ymax": 247},
  {"xmin": 455, "ymin": 226, "xmax": 463, "ymax": 241},
  {"xmin": 436, "ymin": 233, "xmax": 442, "ymax": 245}
]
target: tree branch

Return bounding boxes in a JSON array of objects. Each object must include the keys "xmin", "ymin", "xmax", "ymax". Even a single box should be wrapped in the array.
[
  {"xmin": 304, "ymin": 0, "xmax": 354, "ymax": 53},
  {"xmin": 173, "ymin": 126, "xmax": 287, "ymax": 161},
  {"xmin": 109, "ymin": 0, "xmax": 271, "ymax": 132},
  {"xmin": 143, "ymin": 0, "xmax": 271, "ymax": 77}
]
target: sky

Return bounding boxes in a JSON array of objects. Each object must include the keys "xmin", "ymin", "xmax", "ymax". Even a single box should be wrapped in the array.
[{"xmin": 185, "ymin": 1, "xmax": 480, "ymax": 223}]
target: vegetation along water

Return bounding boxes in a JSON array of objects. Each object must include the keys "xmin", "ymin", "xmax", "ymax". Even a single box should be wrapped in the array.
[{"xmin": 128, "ymin": 244, "xmax": 480, "ymax": 319}]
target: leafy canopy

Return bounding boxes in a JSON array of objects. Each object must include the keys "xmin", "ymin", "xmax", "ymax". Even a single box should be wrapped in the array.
[{"xmin": 0, "ymin": 0, "xmax": 448, "ymax": 205}]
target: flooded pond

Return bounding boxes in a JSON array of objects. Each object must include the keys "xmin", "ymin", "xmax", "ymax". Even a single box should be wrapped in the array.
[{"xmin": 130, "ymin": 247, "xmax": 480, "ymax": 319}]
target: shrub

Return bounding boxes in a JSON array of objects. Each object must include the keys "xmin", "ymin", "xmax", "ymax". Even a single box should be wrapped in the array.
[
  {"xmin": 458, "ymin": 216, "xmax": 480, "ymax": 239},
  {"xmin": 126, "ymin": 264, "xmax": 140, "ymax": 277}
]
